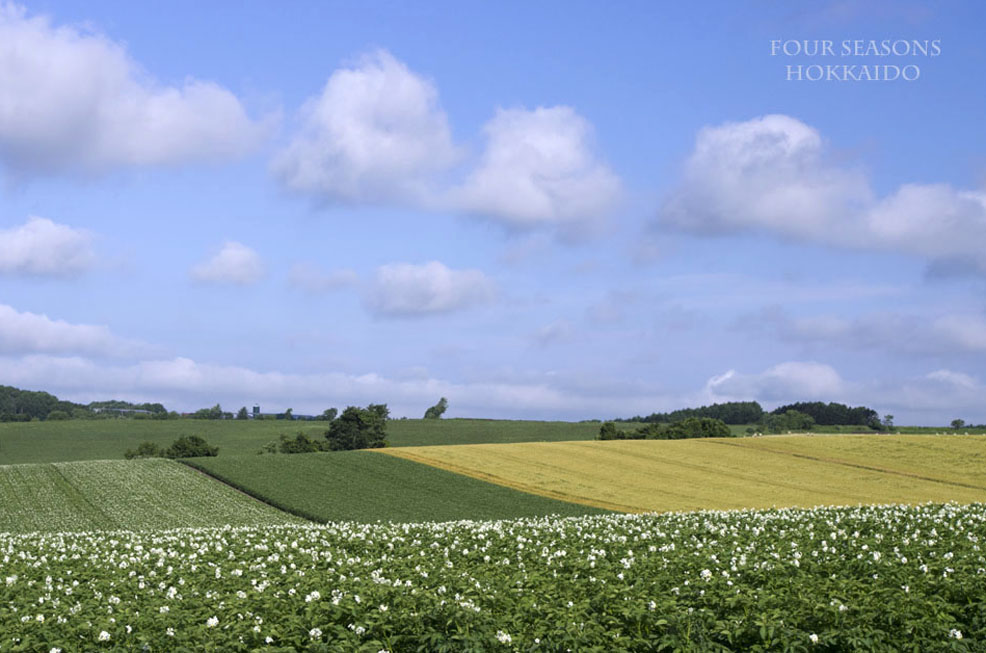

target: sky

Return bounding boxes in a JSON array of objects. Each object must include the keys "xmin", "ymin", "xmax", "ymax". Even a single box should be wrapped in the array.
[{"xmin": 1, "ymin": 0, "xmax": 985, "ymax": 423}]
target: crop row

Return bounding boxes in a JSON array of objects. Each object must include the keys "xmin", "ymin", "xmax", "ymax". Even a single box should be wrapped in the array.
[{"xmin": 1, "ymin": 503, "xmax": 984, "ymax": 651}]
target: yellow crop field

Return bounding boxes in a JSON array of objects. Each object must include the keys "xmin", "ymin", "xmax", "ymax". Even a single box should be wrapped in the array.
[{"xmin": 380, "ymin": 435, "xmax": 986, "ymax": 512}]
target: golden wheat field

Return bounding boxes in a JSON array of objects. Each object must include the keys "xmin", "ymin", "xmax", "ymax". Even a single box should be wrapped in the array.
[{"xmin": 381, "ymin": 434, "xmax": 986, "ymax": 512}]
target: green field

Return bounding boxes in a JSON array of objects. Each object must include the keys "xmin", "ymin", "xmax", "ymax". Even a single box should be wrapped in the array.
[
  {"xmin": 0, "ymin": 458, "xmax": 303, "ymax": 533},
  {"xmin": 185, "ymin": 451, "xmax": 608, "ymax": 523},
  {"xmin": 0, "ymin": 418, "xmax": 634, "ymax": 464},
  {"xmin": 384, "ymin": 434, "xmax": 986, "ymax": 512}
]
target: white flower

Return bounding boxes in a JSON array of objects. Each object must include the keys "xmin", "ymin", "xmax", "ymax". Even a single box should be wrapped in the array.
[
  {"xmin": 809, "ymin": 633, "xmax": 819, "ymax": 644},
  {"xmin": 700, "ymin": 569, "xmax": 712, "ymax": 580},
  {"xmin": 265, "ymin": 636, "xmax": 274, "ymax": 644},
  {"xmin": 206, "ymin": 616, "xmax": 219, "ymax": 628},
  {"xmin": 49, "ymin": 648, "xmax": 61, "ymax": 653},
  {"xmin": 309, "ymin": 627, "xmax": 322, "ymax": 639},
  {"xmin": 166, "ymin": 627, "xmax": 175, "ymax": 637},
  {"xmin": 97, "ymin": 631, "xmax": 111, "ymax": 642},
  {"xmin": 949, "ymin": 629, "xmax": 963, "ymax": 640},
  {"xmin": 496, "ymin": 630, "xmax": 512, "ymax": 644}
]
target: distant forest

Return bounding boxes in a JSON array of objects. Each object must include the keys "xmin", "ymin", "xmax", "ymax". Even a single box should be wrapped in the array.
[
  {"xmin": 616, "ymin": 400, "xmax": 884, "ymax": 428},
  {"xmin": 0, "ymin": 385, "xmax": 167, "ymax": 422}
]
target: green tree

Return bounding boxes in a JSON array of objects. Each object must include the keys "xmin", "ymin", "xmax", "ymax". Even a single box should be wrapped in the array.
[
  {"xmin": 367, "ymin": 403, "xmax": 390, "ymax": 420},
  {"xmin": 46, "ymin": 409, "xmax": 70, "ymax": 421},
  {"xmin": 325, "ymin": 406, "xmax": 388, "ymax": 450},
  {"xmin": 164, "ymin": 435, "xmax": 219, "ymax": 458},
  {"xmin": 883, "ymin": 414, "xmax": 895, "ymax": 431},
  {"xmin": 951, "ymin": 418, "xmax": 966, "ymax": 430},
  {"xmin": 283, "ymin": 408, "xmax": 294, "ymax": 420},
  {"xmin": 316, "ymin": 408, "xmax": 338, "ymax": 421},
  {"xmin": 597, "ymin": 421, "xmax": 619, "ymax": 440},
  {"xmin": 191, "ymin": 404, "xmax": 224, "ymax": 419},
  {"xmin": 236, "ymin": 406, "xmax": 249, "ymax": 420},
  {"xmin": 423, "ymin": 397, "xmax": 449, "ymax": 419}
]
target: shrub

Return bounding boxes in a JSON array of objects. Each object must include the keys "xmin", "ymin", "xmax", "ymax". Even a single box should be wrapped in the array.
[
  {"xmin": 124, "ymin": 441, "xmax": 163, "ymax": 459},
  {"xmin": 597, "ymin": 422, "xmax": 620, "ymax": 440},
  {"xmin": 164, "ymin": 435, "xmax": 219, "ymax": 458},
  {"xmin": 46, "ymin": 410, "xmax": 70, "ymax": 421},
  {"xmin": 278, "ymin": 432, "xmax": 325, "ymax": 454}
]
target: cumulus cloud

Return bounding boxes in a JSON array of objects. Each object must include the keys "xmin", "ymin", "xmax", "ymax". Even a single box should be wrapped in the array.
[
  {"xmin": 0, "ymin": 3, "xmax": 266, "ymax": 176},
  {"xmin": 0, "ymin": 304, "xmax": 146, "ymax": 357},
  {"xmin": 190, "ymin": 241, "xmax": 265, "ymax": 285},
  {"xmin": 706, "ymin": 361, "xmax": 847, "ymax": 402},
  {"xmin": 448, "ymin": 107, "xmax": 622, "ymax": 230},
  {"xmin": 273, "ymin": 50, "xmax": 620, "ymax": 233},
  {"xmin": 659, "ymin": 114, "xmax": 986, "ymax": 271},
  {"xmin": 0, "ymin": 216, "xmax": 94, "ymax": 277},
  {"xmin": 287, "ymin": 262, "xmax": 359, "ymax": 294},
  {"xmin": 365, "ymin": 261, "xmax": 495, "ymax": 317},
  {"xmin": 0, "ymin": 353, "xmax": 665, "ymax": 420},
  {"xmin": 739, "ymin": 307, "xmax": 986, "ymax": 356},
  {"xmin": 271, "ymin": 49, "xmax": 457, "ymax": 204}
]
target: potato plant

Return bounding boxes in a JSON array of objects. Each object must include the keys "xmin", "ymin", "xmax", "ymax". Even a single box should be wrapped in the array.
[{"xmin": 1, "ymin": 503, "xmax": 983, "ymax": 651}]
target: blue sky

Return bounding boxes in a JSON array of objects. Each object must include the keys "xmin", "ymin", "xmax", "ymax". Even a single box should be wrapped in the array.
[{"xmin": 1, "ymin": 0, "xmax": 985, "ymax": 423}]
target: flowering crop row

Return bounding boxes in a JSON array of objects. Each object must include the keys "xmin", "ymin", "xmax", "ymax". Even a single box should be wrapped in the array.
[
  {"xmin": 0, "ymin": 459, "xmax": 302, "ymax": 534},
  {"xmin": 1, "ymin": 503, "xmax": 984, "ymax": 651}
]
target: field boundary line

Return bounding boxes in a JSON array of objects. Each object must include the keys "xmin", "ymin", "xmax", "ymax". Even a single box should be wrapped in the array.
[
  {"xmin": 379, "ymin": 449, "xmax": 640, "ymax": 513},
  {"xmin": 702, "ymin": 439, "xmax": 986, "ymax": 492},
  {"xmin": 178, "ymin": 460, "xmax": 317, "ymax": 524}
]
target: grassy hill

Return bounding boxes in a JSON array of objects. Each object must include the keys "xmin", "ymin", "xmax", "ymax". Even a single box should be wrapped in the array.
[
  {"xmin": 0, "ymin": 417, "xmax": 639, "ymax": 464},
  {"xmin": 185, "ymin": 451, "xmax": 608, "ymax": 523},
  {"xmin": 0, "ymin": 458, "xmax": 303, "ymax": 534},
  {"xmin": 383, "ymin": 434, "xmax": 986, "ymax": 512}
]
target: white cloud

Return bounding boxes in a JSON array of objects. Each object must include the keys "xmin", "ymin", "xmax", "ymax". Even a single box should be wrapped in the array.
[
  {"xmin": 0, "ymin": 216, "xmax": 94, "ymax": 277},
  {"xmin": 0, "ymin": 354, "xmax": 663, "ymax": 420},
  {"xmin": 271, "ymin": 49, "xmax": 457, "ymax": 204},
  {"xmin": 287, "ymin": 262, "xmax": 359, "ymax": 294},
  {"xmin": 365, "ymin": 261, "xmax": 495, "ymax": 317},
  {"xmin": 0, "ymin": 3, "xmax": 266, "ymax": 176},
  {"xmin": 448, "ymin": 107, "xmax": 622, "ymax": 230},
  {"xmin": 273, "ymin": 50, "xmax": 621, "ymax": 234},
  {"xmin": 706, "ymin": 361, "xmax": 847, "ymax": 402},
  {"xmin": 0, "ymin": 304, "xmax": 146, "ymax": 357},
  {"xmin": 190, "ymin": 241, "xmax": 265, "ymax": 285},
  {"xmin": 741, "ymin": 307, "xmax": 986, "ymax": 356},
  {"xmin": 659, "ymin": 114, "xmax": 986, "ymax": 270}
]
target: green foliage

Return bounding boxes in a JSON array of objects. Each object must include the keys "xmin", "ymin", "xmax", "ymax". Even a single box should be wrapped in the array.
[
  {"xmin": 316, "ymin": 407, "xmax": 338, "ymax": 421},
  {"xmin": 597, "ymin": 421, "xmax": 618, "ymax": 440},
  {"xmin": 124, "ymin": 441, "xmax": 163, "ymax": 459},
  {"xmin": 190, "ymin": 403, "xmax": 228, "ymax": 419},
  {"xmin": 46, "ymin": 409, "xmax": 70, "ymax": 421},
  {"xmin": 278, "ymin": 432, "xmax": 326, "ymax": 454},
  {"xmin": 1, "ymin": 503, "xmax": 983, "ymax": 650},
  {"xmin": 325, "ymin": 406, "xmax": 388, "ymax": 451},
  {"xmin": 236, "ymin": 406, "xmax": 249, "ymax": 420},
  {"xmin": 0, "ymin": 459, "xmax": 301, "ymax": 533},
  {"xmin": 771, "ymin": 401, "xmax": 881, "ymax": 428},
  {"xmin": 423, "ymin": 397, "xmax": 449, "ymax": 419},
  {"xmin": 759, "ymin": 409, "xmax": 817, "ymax": 434},
  {"xmin": 620, "ymin": 401, "xmax": 763, "ymax": 425},
  {"xmin": 186, "ymin": 452, "xmax": 607, "ymax": 523},
  {"xmin": 164, "ymin": 435, "xmax": 219, "ymax": 458},
  {"xmin": 367, "ymin": 403, "xmax": 390, "ymax": 420},
  {"xmin": 602, "ymin": 417, "xmax": 733, "ymax": 440}
]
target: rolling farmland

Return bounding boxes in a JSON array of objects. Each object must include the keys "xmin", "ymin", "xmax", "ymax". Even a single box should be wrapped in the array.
[
  {"xmin": 0, "ymin": 418, "xmax": 637, "ymax": 464},
  {"xmin": 2, "ymin": 504, "xmax": 983, "ymax": 650},
  {"xmin": 383, "ymin": 435, "xmax": 986, "ymax": 512},
  {"xmin": 185, "ymin": 451, "xmax": 607, "ymax": 523},
  {"xmin": 0, "ymin": 459, "xmax": 302, "ymax": 533}
]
